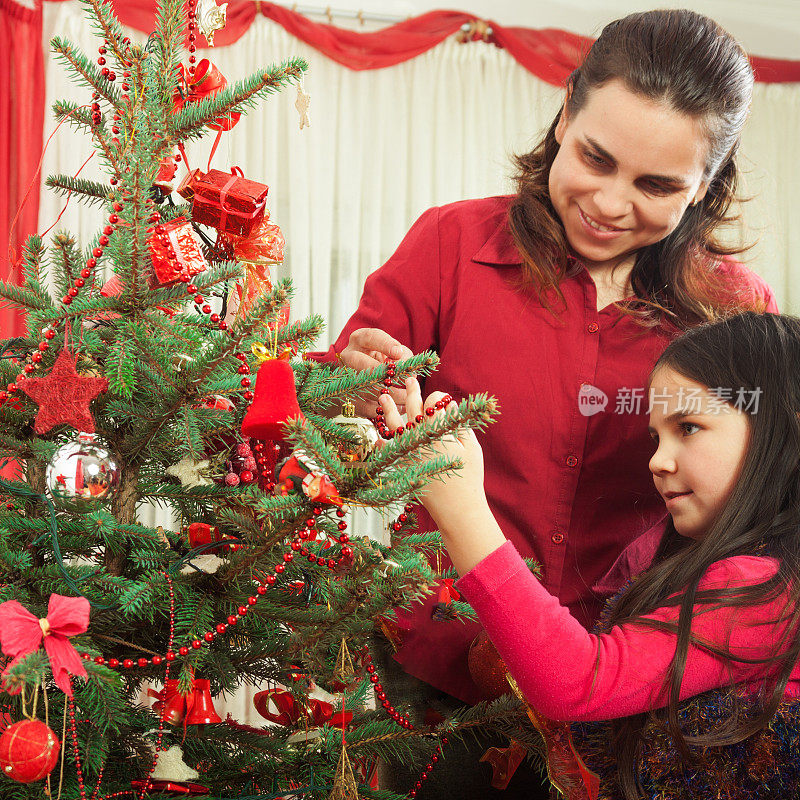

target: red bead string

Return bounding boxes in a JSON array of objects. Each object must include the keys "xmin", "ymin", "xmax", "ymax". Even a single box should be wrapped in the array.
[
  {"xmin": 135, "ymin": 572, "xmax": 177, "ymax": 800},
  {"xmin": 67, "ymin": 693, "xmax": 89, "ymax": 800},
  {"xmin": 372, "ymin": 362, "xmax": 453, "ymax": 440},
  {"xmin": 0, "ymin": 38, "xmax": 137, "ymax": 409},
  {"xmin": 187, "ymin": 0, "xmax": 198, "ymax": 78},
  {"xmin": 78, "ymin": 521, "xmax": 351, "ymax": 668}
]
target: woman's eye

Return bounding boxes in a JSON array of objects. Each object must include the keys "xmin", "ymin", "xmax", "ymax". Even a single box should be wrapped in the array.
[
  {"xmin": 641, "ymin": 180, "xmax": 672, "ymax": 196},
  {"xmin": 680, "ymin": 422, "xmax": 700, "ymax": 436},
  {"xmin": 583, "ymin": 150, "xmax": 606, "ymax": 167}
]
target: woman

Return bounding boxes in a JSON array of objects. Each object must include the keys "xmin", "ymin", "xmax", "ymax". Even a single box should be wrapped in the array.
[{"xmin": 310, "ymin": 9, "xmax": 777, "ymax": 798}]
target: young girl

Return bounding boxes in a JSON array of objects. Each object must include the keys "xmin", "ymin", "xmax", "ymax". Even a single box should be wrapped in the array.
[{"xmin": 380, "ymin": 311, "xmax": 800, "ymax": 799}]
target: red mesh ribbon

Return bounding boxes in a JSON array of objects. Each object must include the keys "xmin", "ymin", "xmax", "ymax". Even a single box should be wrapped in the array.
[
  {"xmin": 0, "ymin": 595, "xmax": 90, "ymax": 696},
  {"xmin": 505, "ymin": 674, "xmax": 599, "ymax": 800}
]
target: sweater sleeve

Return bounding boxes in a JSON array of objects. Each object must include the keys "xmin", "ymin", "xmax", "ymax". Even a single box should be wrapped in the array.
[
  {"xmin": 304, "ymin": 207, "xmax": 443, "ymax": 364},
  {"xmin": 456, "ymin": 542, "xmax": 787, "ymax": 722}
]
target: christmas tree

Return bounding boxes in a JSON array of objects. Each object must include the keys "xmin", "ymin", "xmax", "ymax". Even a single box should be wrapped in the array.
[{"xmin": 0, "ymin": 1, "xmax": 537, "ymax": 797}]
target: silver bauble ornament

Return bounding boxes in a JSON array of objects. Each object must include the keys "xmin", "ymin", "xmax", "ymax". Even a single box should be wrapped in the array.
[{"xmin": 45, "ymin": 433, "xmax": 120, "ymax": 511}]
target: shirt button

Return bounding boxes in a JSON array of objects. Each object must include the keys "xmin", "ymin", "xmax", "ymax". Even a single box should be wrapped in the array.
[
  {"xmin": 566, "ymin": 455, "xmax": 578, "ymax": 468},
  {"xmin": 587, "ymin": 322, "xmax": 599, "ymax": 333},
  {"xmin": 551, "ymin": 532, "xmax": 564, "ymax": 544}
]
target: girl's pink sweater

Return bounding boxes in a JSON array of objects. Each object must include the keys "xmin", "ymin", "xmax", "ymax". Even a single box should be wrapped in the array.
[{"xmin": 456, "ymin": 541, "xmax": 800, "ymax": 721}]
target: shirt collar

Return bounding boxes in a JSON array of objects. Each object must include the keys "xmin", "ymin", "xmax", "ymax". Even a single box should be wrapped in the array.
[
  {"xmin": 471, "ymin": 215, "xmax": 523, "ymax": 266},
  {"xmin": 470, "ymin": 216, "xmax": 587, "ymax": 276}
]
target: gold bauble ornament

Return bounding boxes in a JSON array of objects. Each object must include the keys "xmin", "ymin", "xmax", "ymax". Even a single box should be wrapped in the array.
[{"xmin": 329, "ymin": 400, "xmax": 379, "ymax": 467}]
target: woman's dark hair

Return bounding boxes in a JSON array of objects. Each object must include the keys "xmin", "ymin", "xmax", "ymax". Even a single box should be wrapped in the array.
[
  {"xmin": 508, "ymin": 10, "xmax": 761, "ymax": 328},
  {"xmin": 606, "ymin": 312, "xmax": 800, "ymax": 799}
]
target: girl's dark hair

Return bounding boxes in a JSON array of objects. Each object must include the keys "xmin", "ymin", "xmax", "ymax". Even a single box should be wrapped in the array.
[
  {"xmin": 508, "ymin": 9, "xmax": 761, "ymax": 329},
  {"xmin": 606, "ymin": 312, "xmax": 800, "ymax": 799}
]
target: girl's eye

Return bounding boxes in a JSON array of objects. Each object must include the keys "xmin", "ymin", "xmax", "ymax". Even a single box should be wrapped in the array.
[{"xmin": 680, "ymin": 422, "xmax": 700, "ymax": 436}]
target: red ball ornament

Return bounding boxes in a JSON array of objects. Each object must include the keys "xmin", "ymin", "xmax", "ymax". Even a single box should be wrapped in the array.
[{"xmin": 0, "ymin": 720, "xmax": 60, "ymax": 783}]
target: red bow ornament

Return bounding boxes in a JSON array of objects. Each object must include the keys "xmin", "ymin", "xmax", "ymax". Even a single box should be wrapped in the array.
[
  {"xmin": 0, "ymin": 595, "xmax": 90, "ymax": 696},
  {"xmin": 174, "ymin": 60, "xmax": 241, "ymax": 132},
  {"xmin": 253, "ymin": 688, "xmax": 351, "ymax": 728}
]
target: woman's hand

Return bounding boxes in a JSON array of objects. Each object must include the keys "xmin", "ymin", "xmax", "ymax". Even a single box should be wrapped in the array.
[{"xmin": 338, "ymin": 328, "xmax": 413, "ymax": 417}]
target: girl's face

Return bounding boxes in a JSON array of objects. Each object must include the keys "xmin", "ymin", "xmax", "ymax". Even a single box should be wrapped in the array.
[
  {"xmin": 647, "ymin": 367, "xmax": 750, "ymax": 540},
  {"xmin": 549, "ymin": 79, "xmax": 711, "ymax": 275}
]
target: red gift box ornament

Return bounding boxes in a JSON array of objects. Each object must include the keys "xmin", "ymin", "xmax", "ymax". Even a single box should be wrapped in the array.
[
  {"xmin": 147, "ymin": 216, "xmax": 207, "ymax": 288},
  {"xmin": 241, "ymin": 354, "xmax": 304, "ymax": 441},
  {"xmin": 180, "ymin": 168, "xmax": 268, "ymax": 238}
]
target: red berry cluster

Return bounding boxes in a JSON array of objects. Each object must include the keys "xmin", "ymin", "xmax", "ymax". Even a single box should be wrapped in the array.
[{"xmin": 372, "ymin": 362, "xmax": 453, "ymax": 439}]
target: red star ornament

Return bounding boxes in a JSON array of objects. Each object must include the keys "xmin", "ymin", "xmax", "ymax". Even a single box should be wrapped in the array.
[{"xmin": 18, "ymin": 349, "xmax": 108, "ymax": 434}]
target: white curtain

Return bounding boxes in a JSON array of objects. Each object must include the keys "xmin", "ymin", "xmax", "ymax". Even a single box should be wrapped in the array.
[{"xmin": 39, "ymin": 2, "xmax": 800, "ymax": 722}]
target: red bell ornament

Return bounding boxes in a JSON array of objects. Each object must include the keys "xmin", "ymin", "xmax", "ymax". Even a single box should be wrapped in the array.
[
  {"xmin": 241, "ymin": 358, "xmax": 304, "ymax": 441},
  {"xmin": 183, "ymin": 679, "xmax": 222, "ymax": 725}
]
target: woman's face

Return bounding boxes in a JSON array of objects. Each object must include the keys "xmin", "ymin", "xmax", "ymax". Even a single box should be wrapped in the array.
[{"xmin": 549, "ymin": 79, "xmax": 711, "ymax": 274}]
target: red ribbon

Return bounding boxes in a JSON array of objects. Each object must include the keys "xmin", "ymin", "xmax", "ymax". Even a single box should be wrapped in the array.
[
  {"xmin": 0, "ymin": 595, "xmax": 90, "ymax": 696},
  {"xmin": 253, "ymin": 688, "xmax": 352, "ymax": 728},
  {"xmin": 215, "ymin": 171, "xmax": 240, "ymax": 236},
  {"xmin": 174, "ymin": 60, "xmax": 241, "ymax": 132}
]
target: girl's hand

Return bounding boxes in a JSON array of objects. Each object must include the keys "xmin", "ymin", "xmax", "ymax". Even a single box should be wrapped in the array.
[{"xmin": 379, "ymin": 376, "xmax": 488, "ymax": 529}]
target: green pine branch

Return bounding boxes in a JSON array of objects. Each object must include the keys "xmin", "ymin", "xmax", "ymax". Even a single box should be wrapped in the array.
[
  {"xmin": 170, "ymin": 58, "xmax": 308, "ymax": 140},
  {"xmin": 51, "ymin": 35, "xmax": 122, "ymax": 105},
  {"xmin": 46, "ymin": 174, "xmax": 111, "ymax": 208},
  {"xmin": 52, "ymin": 99, "xmax": 96, "ymax": 132}
]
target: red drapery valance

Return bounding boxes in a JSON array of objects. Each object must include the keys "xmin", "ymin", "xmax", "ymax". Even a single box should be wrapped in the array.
[
  {"xmin": 83, "ymin": 1, "xmax": 800, "ymax": 85},
  {"xmin": 3, "ymin": 0, "xmax": 799, "ymax": 339}
]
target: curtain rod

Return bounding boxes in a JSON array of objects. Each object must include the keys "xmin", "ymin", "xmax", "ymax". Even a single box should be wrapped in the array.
[{"xmin": 267, "ymin": 2, "xmax": 408, "ymax": 24}]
